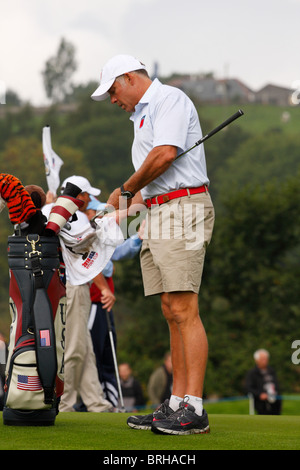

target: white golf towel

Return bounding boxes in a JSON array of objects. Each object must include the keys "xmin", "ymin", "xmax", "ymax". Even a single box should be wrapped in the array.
[{"xmin": 59, "ymin": 216, "xmax": 124, "ymax": 285}]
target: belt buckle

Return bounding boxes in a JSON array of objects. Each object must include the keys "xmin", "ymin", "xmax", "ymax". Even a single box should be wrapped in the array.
[{"xmin": 162, "ymin": 195, "xmax": 170, "ymax": 203}]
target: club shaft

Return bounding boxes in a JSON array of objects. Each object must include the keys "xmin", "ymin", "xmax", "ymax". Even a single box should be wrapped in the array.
[
  {"xmin": 105, "ymin": 309, "xmax": 125, "ymax": 410},
  {"xmin": 176, "ymin": 109, "xmax": 244, "ymax": 159}
]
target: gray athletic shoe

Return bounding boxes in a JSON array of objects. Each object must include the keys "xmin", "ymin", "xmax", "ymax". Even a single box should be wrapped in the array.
[
  {"xmin": 151, "ymin": 402, "xmax": 210, "ymax": 435},
  {"xmin": 127, "ymin": 399, "xmax": 174, "ymax": 430}
]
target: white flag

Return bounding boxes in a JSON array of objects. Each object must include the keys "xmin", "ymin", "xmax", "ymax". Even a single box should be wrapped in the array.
[{"xmin": 42, "ymin": 126, "xmax": 63, "ymax": 195}]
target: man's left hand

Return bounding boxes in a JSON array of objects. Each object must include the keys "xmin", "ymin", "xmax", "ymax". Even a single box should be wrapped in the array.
[{"xmin": 107, "ymin": 187, "xmax": 133, "ymax": 211}]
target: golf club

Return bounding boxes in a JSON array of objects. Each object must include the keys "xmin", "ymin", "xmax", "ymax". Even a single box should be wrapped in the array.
[
  {"xmin": 176, "ymin": 109, "xmax": 244, "ymax": 160},
  {"xmin": 92, "ymin": 110, "xmax": 244, "ymax": 213},
  {"xmin": 105, "ymin": 308, "xmax": 126, "ymax": 412}
]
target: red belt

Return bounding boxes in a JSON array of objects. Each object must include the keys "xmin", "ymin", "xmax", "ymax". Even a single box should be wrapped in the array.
[{"xmin": 145, "ymin": 185, "xmax": 208, "ymax": 208}]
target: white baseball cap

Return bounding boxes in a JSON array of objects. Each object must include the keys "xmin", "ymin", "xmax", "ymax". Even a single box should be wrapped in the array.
[
  {"xmin": 91, "ymin": 54, "xmax": 147, "ymax": 101},
  {"xmin": 61, "ymin": 176, "xmax": 101, "ymax": 196}
]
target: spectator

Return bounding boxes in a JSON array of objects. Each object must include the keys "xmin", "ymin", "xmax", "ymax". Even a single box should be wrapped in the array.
[
  {"xmin": 52, "ymin": 176, "xmax": 113, "ymax": 413},
  {"xmin": 86, "ymin": 197, "xmax": 144, "ymax": 407},
  {"xmin": 147, "ymin": 352, "xmax": 173, "ymax": 407},
  {"xmin": 119, "ymin": 362, "xmax": 145, "ymax": 412},
  {"xmin": 245, "ymin": 349, "xmax": 282, "ymax": 415}
]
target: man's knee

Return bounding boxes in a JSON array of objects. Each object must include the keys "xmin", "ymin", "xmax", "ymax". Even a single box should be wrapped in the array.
[
  {"xmin": 160, "ymin": 293, "xmax": 173, "ymax": 322},
  {"xmin": 161, "ymin": 292, "xmax": 198, "ymax": 325}
]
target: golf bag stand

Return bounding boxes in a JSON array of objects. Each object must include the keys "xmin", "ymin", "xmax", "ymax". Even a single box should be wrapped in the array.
[{"xmin": 3, "ymin": 234, "xmax": 66, "ymax": 426}]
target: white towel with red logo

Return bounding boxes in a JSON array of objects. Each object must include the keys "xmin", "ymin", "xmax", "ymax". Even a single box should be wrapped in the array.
[{"xmin": 59, "ymin": 216, "xmax": 124, "ymax": 285}]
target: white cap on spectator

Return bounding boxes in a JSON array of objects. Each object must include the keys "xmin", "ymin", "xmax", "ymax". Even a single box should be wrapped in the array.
[{"xmin": 61, "ymin": 176, "xmax": 100, "ymax": 196}]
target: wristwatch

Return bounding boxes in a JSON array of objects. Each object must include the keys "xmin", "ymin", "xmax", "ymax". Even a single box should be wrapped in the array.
[{"xmin": 120, "ymin": 184, "xmax": 135, "ymax": 199}]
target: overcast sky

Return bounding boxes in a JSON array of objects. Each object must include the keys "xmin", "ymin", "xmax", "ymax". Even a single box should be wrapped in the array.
[{"xmin": 0, "ymin": 0, "xmax": 299, "ymax": 106}]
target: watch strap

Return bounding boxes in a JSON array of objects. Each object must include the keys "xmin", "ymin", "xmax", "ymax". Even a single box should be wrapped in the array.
[{"xmin": 120, "ymin": 184, "xmax": 135, "ymax": 198}]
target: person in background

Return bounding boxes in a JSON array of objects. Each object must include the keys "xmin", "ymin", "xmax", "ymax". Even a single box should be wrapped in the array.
[
  {"xmin": 147, "ymin": 352, "xmax": 173, "ymax": 407},
  {"xmin": 119, "ymin": 362, "xmax": 145, "ymax": 412},
  {"xmin": 54, "ymin": 176, "xmax": 113, "ymax": 413},
  {"xmin": 245, "ymin": 349, "xmax": 282, "ymax": 415},
  {"xmin": 86, "ymin": 195, "xmax": 144, "ymax": 407}
]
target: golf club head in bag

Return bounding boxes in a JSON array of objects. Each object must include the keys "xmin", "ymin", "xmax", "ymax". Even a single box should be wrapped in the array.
[
  {"xmin": 44, "ymin": 182, "xmax": 84, "ymax": 236},
  {"xmin": 0, "ymin": 173, "xmax": 37, "ymax": 224}
]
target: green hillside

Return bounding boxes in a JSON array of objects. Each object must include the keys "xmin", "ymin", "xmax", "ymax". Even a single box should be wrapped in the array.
[{"xmin": 198, "ymin": 102, "xmax": 300, "ymax": 135}]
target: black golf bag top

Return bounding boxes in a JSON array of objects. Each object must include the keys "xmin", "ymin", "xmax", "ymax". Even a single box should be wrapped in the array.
[{"xmin": 3, "ymin": 234, "xmax": 66, "ymax": 426}]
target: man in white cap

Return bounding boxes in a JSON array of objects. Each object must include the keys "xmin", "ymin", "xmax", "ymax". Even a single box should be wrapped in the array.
[
  {"xmin": 58, "ymin": 175, "xmax": 115, "ymax": 412},
  {"xmin": 91, "ymin": 55, "xmax": 215, "ymax": 434},
  {"xmin": 60, "ymin": 176, "xmax": 101, "ymax": 211}
]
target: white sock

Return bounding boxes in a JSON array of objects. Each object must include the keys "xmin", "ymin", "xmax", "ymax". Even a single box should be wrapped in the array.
[
  {"xmin": 184, "ymin": 394, "xmax": 203, "ymax": 416},
  {"xmin": 169, "ymin": 395, "xmax": 183, "ymax": 411}
]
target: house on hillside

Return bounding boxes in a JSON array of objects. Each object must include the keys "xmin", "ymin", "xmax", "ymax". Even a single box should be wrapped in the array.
[
  {"xmin": 255, "ymin": 84, "xmax": 295, "ymax": 106},
  {"xmin": 217, "ymin": 78, "xmax": 255, "ymax": 104},
  {"xmin": 167, "ymin": 75, "xmax": 255, "ymax": 104}
]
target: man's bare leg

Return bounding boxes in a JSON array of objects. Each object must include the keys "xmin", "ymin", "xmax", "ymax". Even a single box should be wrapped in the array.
[
  {"xmin": 126, "ymin": 290, "xmax": 209, "ymax": 431},
  {"xmin": 161, "ymin": 291, "xmax": 208, "ymax": 399}
]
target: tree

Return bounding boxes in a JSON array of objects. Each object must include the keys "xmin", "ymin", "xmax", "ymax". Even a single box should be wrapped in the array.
[
  {"xmin": 42, "ymin": 38, "xmax": 77, "ymax": 103},
  {"xmin": 5, "ymin": 89, "xmax": 22, "ymax": 106},
  {"xmin": 200, "ymin": 172, "xmax": 300, "ymax": 396}
]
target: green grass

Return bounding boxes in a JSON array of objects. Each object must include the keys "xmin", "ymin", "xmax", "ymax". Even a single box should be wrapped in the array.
[
  {"xmin": 204, "ymin": 395, "xmax": 300, "ymax": 416},
  {"xmin": 1, "ymin": 411, "xmax": 300, "ymax": 451}
]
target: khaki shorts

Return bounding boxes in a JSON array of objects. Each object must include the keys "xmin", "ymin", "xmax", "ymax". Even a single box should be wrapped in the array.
[{"xmin": 140, "ymin": 191, "xmax": 215, "ymax": 296}]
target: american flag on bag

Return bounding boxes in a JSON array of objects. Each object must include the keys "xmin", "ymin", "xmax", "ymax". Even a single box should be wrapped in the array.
[
  {"xmin": 40, "ymin": 329, "xmax": 51, "ymax": 347},
  {"xmin": 17, "ymin": 375, "xmax": 43, "ymax": 391}
]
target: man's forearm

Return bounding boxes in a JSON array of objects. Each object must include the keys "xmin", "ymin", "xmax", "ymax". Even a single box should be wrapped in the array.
[
  {"xmin": 106, "ymin": 145, "xmax": 177, "ymax": 210},
  {"xmin": 123, "ymin": 145, "xmax": 177, "ymax": 195}
]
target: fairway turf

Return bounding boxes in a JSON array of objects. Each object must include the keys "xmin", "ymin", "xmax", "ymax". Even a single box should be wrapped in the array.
[{"xmin": 1, "ymin": 412, "xmax": 300, "ymax": 451}]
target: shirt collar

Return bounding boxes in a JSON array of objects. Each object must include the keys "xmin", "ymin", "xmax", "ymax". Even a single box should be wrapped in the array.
[
  {"xmin": 130, "ymin": 78, "xmax": 162, "ymax": 119},
  {"xmin": 139, "ymin": 78, "xmax": 161, "ymax": 104}
]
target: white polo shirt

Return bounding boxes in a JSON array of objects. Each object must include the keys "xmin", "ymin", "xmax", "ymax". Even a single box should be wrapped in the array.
[{"xmin": 130, "ymin": 78, "xmax": 209, "ymax": 200}]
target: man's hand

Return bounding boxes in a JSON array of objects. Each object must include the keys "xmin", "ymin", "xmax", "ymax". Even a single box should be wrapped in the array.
[
  {"xmin": 138, "ymin": 219, "xmax": 146, "ymax": 239},
  {"xmin": 107, "ymin": 187, "xmax": 131, "ymax": 211},
  {"xmin": 101, "ymin": 287, "xmax": 116, "ymax": 312},
  {"xmin": 92, "ymin": 272, "xmax": 116, "ymax": 312},
  {"xmin": 259, "ymin": 393, "xmax": 268, "ymax": 401}
]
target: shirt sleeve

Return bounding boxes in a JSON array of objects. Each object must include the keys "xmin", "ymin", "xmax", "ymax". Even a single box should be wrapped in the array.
[{"xmin": 111, "ymin": 235, "xmax": 142, "ymax": 261}]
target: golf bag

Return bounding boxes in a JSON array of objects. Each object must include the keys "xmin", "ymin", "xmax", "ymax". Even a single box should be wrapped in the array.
[{"xmin": 3, "ymin": 234, "xmax": 66, "ymax": 426}]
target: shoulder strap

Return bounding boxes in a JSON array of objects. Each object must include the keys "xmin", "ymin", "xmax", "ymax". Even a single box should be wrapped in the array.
[{"xmin": 28, "ymin": 235, "xmax": 57, "ymax": 404}]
